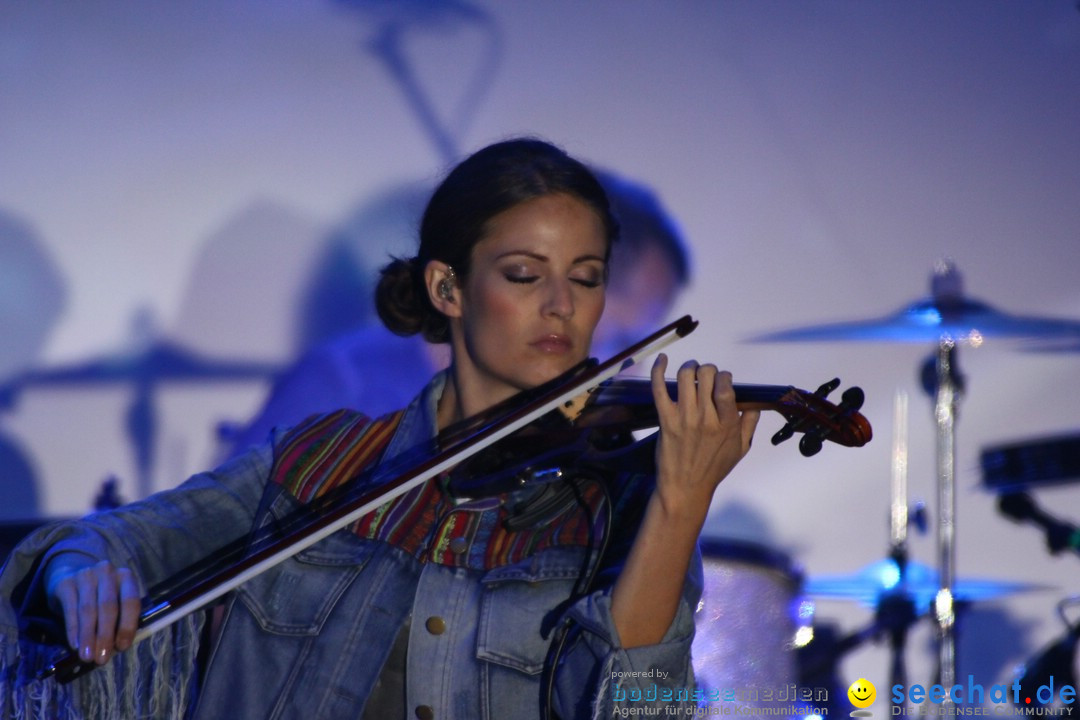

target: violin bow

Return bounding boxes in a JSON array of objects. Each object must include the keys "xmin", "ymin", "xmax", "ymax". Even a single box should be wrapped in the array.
[{"xmin": 42, "ymin": 315, "xmax": 699, "ymax": 682}]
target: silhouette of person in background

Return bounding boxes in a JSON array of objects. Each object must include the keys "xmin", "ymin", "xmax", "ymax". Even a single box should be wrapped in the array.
[
  {"xmin": 0, "ymin": 209, "xmax": 67, "ymax": 522},
  {"xmin": 226, "ymin": 167, "xmax": 691, "ymax": 456}
]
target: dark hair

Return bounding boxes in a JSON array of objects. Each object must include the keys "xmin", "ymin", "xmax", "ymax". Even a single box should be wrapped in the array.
[{"xmin": 375, "ymin": 138, "xmax": 618, "ymax": 343}]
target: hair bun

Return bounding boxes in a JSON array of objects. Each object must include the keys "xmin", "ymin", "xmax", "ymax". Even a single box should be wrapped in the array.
[{"xmin": 375, "ymin": 256, "xmax": 425, "ymax": 337}]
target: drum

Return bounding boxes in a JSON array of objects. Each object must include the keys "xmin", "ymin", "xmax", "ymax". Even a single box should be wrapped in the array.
[{"xmin": 692, "ymin": 537, "xmax": 804, "ymax": 705}]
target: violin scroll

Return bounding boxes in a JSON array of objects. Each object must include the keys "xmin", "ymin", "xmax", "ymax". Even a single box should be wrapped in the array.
[{"xmin": 767, "ymin": 377, "xmax": 870, "ymax": 456}]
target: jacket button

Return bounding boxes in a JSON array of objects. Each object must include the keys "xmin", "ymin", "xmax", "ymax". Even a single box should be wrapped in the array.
[
  {"xmin": 415, "ymin": 705, "xmax": 434, "ymax": 720},
  {"xmin": 448, "ymin": 537, "xmax": 467, "ymax": 554},
  {"xmin": 425, "ymin": 616, "xmax": 446, "ymax": 635}
]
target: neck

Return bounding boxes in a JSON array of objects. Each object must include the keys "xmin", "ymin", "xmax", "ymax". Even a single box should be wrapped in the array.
[
  {"xmin": 435, "ymin": 370, "xmax": 464, "ymax": 431},
  {"xmin": 439, "ymin": 327, "xmax": 520, "ymax": 428},
  {"xmin": 437, "ymin": 361, "xmax": 532, "ymax": 432}
]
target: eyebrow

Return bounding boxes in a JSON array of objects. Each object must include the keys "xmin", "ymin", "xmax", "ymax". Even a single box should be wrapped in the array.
[{"xmin": 495, "ymin": 250, "xmax": 606, "ymax": 264}]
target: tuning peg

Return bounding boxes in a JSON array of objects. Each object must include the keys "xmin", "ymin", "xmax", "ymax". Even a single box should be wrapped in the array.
[
  {"xmin": 814, "ymin": 378, "xmax": 841, "ymax": 398},
  {"xmin": 839, "ymin": 386, "xmax": 865, "ymax": 412},
  {"xmin": 799, "ymin": 433, "xmax": 824, "ymax": 457},
  {"xmin": 772, "ymin": 423, "xmax": 795, "ymax": 446}
]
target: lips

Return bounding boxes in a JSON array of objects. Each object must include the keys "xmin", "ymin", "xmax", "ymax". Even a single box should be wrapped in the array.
[{"xmin": 530, "ymin": 334, "xmax": 573, "ymax": 353}]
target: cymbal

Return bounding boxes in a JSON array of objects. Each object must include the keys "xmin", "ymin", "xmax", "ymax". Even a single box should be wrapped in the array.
[
  {"xmin": 749, "ymin": 261, "xmax": 1080, "ymax": 345},
  {"xmin": 1, "ymin": 340, "xmax": 280, "ymax": 393},
  {"xmin": 804, "ymin": 558, "xmax": 1050, "ymax": 609}
]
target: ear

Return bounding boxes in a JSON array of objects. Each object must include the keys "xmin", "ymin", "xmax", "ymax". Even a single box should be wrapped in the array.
[{"xmin": 423, "ymin": 260, "xmax": 462, "ymax": 318}]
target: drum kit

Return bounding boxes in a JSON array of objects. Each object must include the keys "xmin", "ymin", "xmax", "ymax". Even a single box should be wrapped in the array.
[
  {"xmin": 0, "ymin": 338, "xmax": 279, "ymax": 500},
  {"xmin": 692, "ymin": 259, "xmax": 1080, "ymax": 712}
]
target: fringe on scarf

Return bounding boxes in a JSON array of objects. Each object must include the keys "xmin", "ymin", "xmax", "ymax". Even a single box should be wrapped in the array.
[{"xmin": 1, "ymin": 613, "xmax": 204, "ymax": 720}]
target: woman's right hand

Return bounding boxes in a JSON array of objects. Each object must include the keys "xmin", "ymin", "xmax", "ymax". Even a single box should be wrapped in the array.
[{"xmin": 46, "ymin": 556, "xmax": 142, "ymax": 664}]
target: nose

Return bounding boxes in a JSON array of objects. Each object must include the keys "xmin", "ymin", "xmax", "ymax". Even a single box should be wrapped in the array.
[{"xmin": 543, "ymin": 278, "xmax": 574, "ymax": 320}]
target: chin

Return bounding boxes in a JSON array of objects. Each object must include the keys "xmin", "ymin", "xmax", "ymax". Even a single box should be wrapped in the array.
[{"xmin": 531, "ymin": 360, "xmax": 585, "ymax": 387}]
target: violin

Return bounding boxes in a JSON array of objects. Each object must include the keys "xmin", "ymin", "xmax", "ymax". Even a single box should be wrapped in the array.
[
  {"xmin": 446, "ymin": 374, "xmax": 871, "ymax": 499},
  {"xmin": 38, "ymin": 315, "xmax": 871, "ymax": 683}
]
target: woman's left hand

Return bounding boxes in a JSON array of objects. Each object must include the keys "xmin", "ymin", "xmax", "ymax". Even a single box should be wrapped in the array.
[{"xmin": 649, "ymin": 353, "xmax": 759, "ymax": 519}]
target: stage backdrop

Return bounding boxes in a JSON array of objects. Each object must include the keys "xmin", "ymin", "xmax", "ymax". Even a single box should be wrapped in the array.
[{"xmin": 2, "ymin": 1, "xmax": 1079, "ymax": 707}]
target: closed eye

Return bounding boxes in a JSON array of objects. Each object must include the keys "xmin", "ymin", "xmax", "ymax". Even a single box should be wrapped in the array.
[{"xmin": 504, "ymin": 273, "xmax": 539, "ymax": 284}]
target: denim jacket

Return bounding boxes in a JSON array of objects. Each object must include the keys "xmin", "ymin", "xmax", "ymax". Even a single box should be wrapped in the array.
[{"xmin": 1, "ymin": 372, "xmax": 703, "ymax": 719}]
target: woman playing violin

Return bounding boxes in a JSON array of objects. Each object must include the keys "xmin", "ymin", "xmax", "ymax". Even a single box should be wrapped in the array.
[{"xmin": 0, "ymin": 138, "xmax": 759, "ymax": 719}]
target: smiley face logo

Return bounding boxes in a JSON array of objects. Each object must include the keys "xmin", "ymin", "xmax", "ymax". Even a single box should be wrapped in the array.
[{"xmin": 848, "ymin": 678, "xmax": 876, "ymax": 709}]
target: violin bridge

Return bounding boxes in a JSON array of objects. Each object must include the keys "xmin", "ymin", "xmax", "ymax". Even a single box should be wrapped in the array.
[{"xmin": 557, "ymin": 388, "xmax": 592, "ymax": 422}]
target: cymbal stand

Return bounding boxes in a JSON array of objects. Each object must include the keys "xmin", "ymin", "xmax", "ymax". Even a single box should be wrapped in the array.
[
  {"xmin": 932, "ymin": 341, "xmax": 961, "ymax": 705},
  {"xmin": 801, "ymin": 391, "xmax": 922, "ymax": 713},
  {"xmin": 888, "ymin": 389, "xmax": 915, "ymax": 714}
]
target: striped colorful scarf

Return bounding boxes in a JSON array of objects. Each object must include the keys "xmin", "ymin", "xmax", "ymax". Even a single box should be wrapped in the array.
[{"xmin": 269, "ymin": 409, "xmax": 607, "ymax": 571}]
